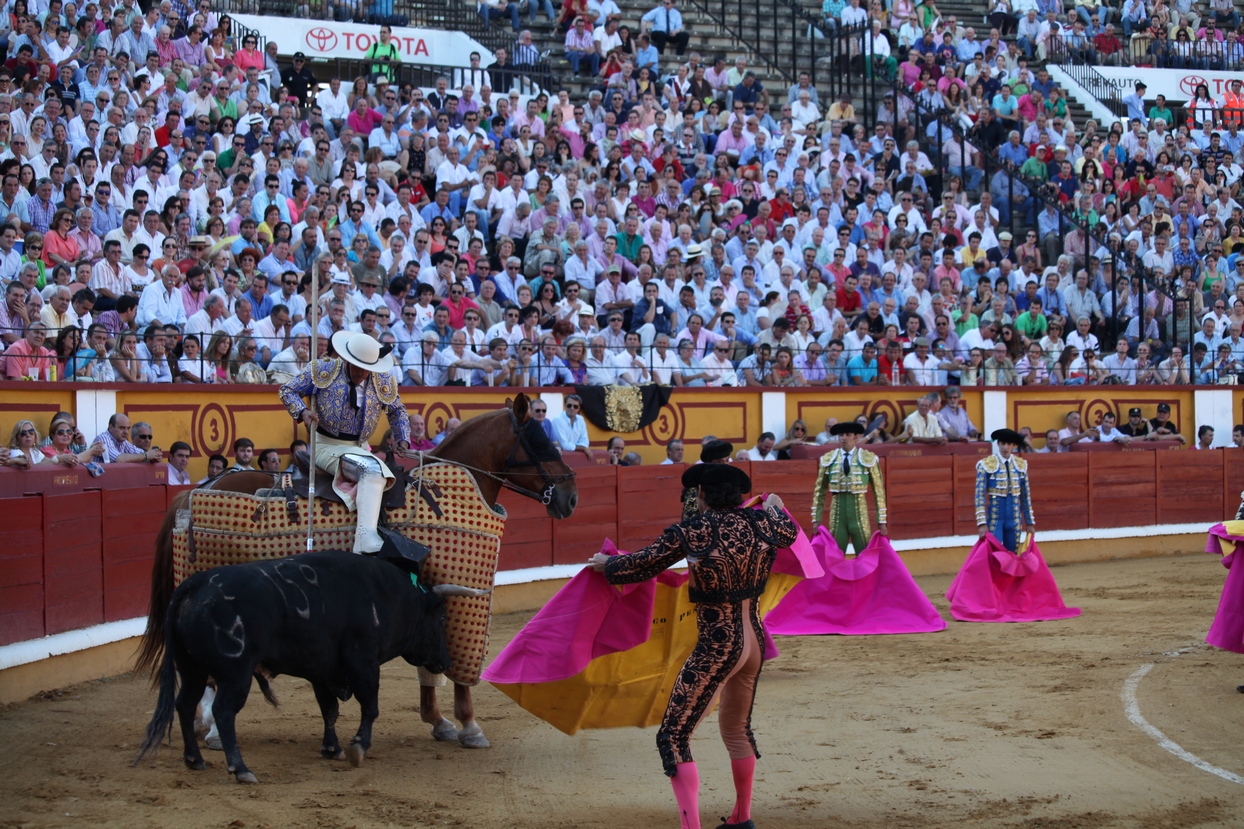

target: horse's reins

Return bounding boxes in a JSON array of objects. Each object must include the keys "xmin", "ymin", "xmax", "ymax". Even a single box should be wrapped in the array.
[{"xmin": 400, "ymin": 411, "xmax": 574, "ymax": 506}]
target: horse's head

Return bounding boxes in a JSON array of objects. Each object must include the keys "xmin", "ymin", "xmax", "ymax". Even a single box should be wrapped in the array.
[
  {"xmin": 504, "ymin": 393, "xmax": 578, "ymax": 519},
  {"xmin": 430, "ymin": 393, "xmax": 578, "ymax": 519}
]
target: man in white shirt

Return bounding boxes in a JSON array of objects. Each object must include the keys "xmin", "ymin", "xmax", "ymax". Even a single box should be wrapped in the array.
[
  {"xmin": 700, "ymin": 340, "xmax": 739, "ymax": 385},
  {"xmin": 1065, "ymin": 315, "xmax": 1100, "ymax": 354},
  {"xmin": 1057, "ymin": 411, "xmax": 1098, "ymax": 452},
  {"xmin": 252, "ymin": 305, "xmax": 292, "ymax": 365},
  {"xmin": 166, "ymin": 441, "xmax": 193, "ymax": 486},
  {"xmin": 435, "ymin": 146, "xmax": 478, "ymax": 217},
  {"xmin": 901, "ymin": 395, "xmax": 947, "ymax": 444},
  {"xmin": 1100, "ymin": 338, "xmax": 1137, "ymax": 383},
  {"xmin": 185, "ymin": 294, "xmax": 227, "ymax": 339},
  {"xmin": 316, "ymin": 78, "xmax": 351, "ymax": 138},
  {"xmin": 958, "ymin": 319, "xmax": 996, "ymax": 360},
  {"xmin": 648, "ymin": 333, "xmax": 680, "ymax": 384},
  {"xmin": 403, "ymin": 333, "xmax": 454, "ymax": 386},
  {"xmin": 746, "ymin": 433, "xmax": 779, "ymax": 461},
  {"xmin": 550, "ymin": 394, "xmax": 593, "ymax": 460},
  {"xmin": 660, "ymin": 438, "xmax": 683, "ymax": 464},
  {"xmin": 136, "ymin": 265, "xmax": 186, "ymax": 329},
  {"xmin": 902, "ymin": 337, "xmax": 939, "ymax": 385},
  {"xmin": 585, "ymin": 335, "xmax": 629, "ymax": 384}
]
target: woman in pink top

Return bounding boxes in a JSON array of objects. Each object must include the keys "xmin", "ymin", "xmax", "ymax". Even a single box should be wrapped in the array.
[
  {"xmin": 42, "ymin": 210, "xmax": 80, "ymax": 269},
  {"xmin": 232, "ymin": 32, "xmax": 264, "ymax": 74}
]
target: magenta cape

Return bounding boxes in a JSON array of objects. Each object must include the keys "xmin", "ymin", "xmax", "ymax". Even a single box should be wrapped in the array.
[
  {"xmin": 1206, "ymin": 523, "xmax": 1244, "ymax": 654},
  {"xmin": 482, "ymin": 507, "xmax": 821, "ymax": 686},
  {"xmin": 945, "ymin": 533, "xmax": 1081, "ymax": 623},
  {"xmin": 766, "ymin": 527, "xmax": 946, "ymax": 636}
]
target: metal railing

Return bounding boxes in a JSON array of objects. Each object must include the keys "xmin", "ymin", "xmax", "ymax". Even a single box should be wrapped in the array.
[
  {"xmin": 681, "ymin": 0, "xmax": 877, "ymax": 100},
  {"xmin": 327, "ymin": 55, "xmax": 557, "ymax": 96},
  {"xmin": 1048, "ymin": 49, "xmax": 1127, "ymax": 117}
]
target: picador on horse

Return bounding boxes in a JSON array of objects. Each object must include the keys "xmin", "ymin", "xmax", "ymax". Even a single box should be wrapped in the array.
[{"xmin": 277, "ymin": 330, "xmax": 408, "ymax": 554}]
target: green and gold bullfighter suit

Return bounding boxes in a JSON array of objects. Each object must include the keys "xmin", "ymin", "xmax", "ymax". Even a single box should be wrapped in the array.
[{"xmin": 812, "ymin": 445, "xmax": 888, "ymax": 554}]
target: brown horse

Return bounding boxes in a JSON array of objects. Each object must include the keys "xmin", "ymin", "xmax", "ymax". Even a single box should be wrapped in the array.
[{"xmin": 135, "ymin": 392, "xmax": 576, "ymax": 750}]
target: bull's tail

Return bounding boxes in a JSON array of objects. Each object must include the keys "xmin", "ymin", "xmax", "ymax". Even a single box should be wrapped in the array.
[
  {"xmin": 134, "ymin": 490, "xmax": 190, "ymax": 680},
  {"xmin": 134, "ymin": 590, "xmax": 183, "ymax": 765},
  {"xmin": 254, "ymin": 673, "xmax": 279, "ymax": 708}
]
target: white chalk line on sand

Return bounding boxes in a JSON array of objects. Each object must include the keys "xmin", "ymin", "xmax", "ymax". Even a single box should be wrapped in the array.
[{"xmin": 1122, "ymin": 661, "xmax": 1244, "ymax": 786}]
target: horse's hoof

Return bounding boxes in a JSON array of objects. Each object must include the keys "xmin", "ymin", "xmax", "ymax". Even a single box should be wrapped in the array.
[
  {"xmin": 321, "ymin": 747, "xmax": 345, "ymax": 760},
  {"xmin": 205, "ymin": 736, "xmax": 223, "ymax": 751},
  {"xmin": 183, "ymin": 756, "xmax": 205, "ymax": 771},
  {"xmin": 431, "ymin": 717, "xmax": 459, "ymax": 742},
  {"xmin": 458, "ymin": 725, "xmax": 490, "ymax": 749},
  {"xmin": 346, "ymin": 743, "xmax": 365, "ymax": 768},
  {"xmin": 1237, "ymin": 684, "xmax": 1244, "ymax": 694},
  {"xmin": 235, "ymin": 771, "xmax": 259, "ymax": 784}
]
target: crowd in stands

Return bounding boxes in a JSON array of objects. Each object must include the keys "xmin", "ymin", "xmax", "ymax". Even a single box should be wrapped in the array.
[{"xmin": 0, "ymin": 0, "xmax": 1239, "ymax": 389}]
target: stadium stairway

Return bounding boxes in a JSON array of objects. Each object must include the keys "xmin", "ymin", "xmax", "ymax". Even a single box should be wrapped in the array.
[{"xmin": 517, "ymin": 0, "xmax": 784, "ymax": 98}]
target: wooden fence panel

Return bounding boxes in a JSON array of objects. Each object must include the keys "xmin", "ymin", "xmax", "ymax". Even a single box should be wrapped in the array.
[
  {"xmin": 1157, "ymin": 450, "xmax": 1226, "ymax": 525},
  {"xmin": 102, "ymin": 488, "xmax": 166, "ymax": 622},
  {"xmin": 496, "ymin": 491, "xmax": 553, "ymax": 571},
  {"xmin": 552, "ymin": 465, "xmax": 619, "ymax": 564},
  {"xmin": 1088, "ymin": 453, "xmax": 1156, "ymax": 528},
  {"xmin": 43, "ymin": 492, "xmax": 103, "ymax": 636},
  {"xmin": 883, "ymin": 456, "xmax": 956, "ymax": 540},
  {"xmin": 750, "ymin": 460, "xmax": 818, "ymax": 535},
  {"xmin": 0, "ymin": 497, "xmax": 45, "ymax": 645},
  {"xmin": 616, "ymin": 464, "xmax": 685, "ymax": 551},
  {"xmin": 1027, "ymin": 454, "xmax": 1091, "ymax": 530}
]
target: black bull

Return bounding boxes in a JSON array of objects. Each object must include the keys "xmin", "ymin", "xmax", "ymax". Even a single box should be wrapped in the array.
[{"xmin": 136, "ymin": 552, "xmax": 481, "ymax": 783}]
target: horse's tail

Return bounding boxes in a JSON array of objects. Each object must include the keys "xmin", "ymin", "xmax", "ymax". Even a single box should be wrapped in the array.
[
  {"xmin": 134, "ymin": 587, "xmax": 184, "ymax": 765},
  {"xmin": 134, "ymin": 489, "xmax": 190, "ymax": 681}
]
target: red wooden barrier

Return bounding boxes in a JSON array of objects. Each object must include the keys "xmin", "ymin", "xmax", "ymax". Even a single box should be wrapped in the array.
[
  {"xmin": 1226, "ymin": 455, "xmax": 1244, "ymax": 518},
  {"xmin": 495, "ymin": 489, "xmax": 553, "ymax": 570},
  {"xmin": 0, "ymin": 496, "xmax": 45, "ymax": 646},
  {"xmin": 1087, "ymin": 452, "xmax": 1157, "ymax": 528},
  {"xmin": 615, "ymin": 463, "xmax": 684, "ymax": 551},
  {"xmin": 2, "ymin": 447, "xmax": 1238, "ymax": 648},
  {"xmin": 0, "ymin": 464, "xmax": 165, "ymax": 497},
  {"xmin": 1157, "ymin": 449, "xmax": 1227, "ymax": 526},
  {"xmin": 102, "ymin": 488, "xmax": 166, "ymax": 622},
  {"xmin": 884, "ymin": 455, "xmax": 956, "ymax": 540},
  {"xmin": 43, "ymin": 491, "xmax": 104, "ymax": 636},
  {"xmin": 1026, "ymin": 454, "xmax": 1091, "ymax": 530},
  {"xmin": 552, "ymin": 465, "xmax": 619, "ymax": 564}
]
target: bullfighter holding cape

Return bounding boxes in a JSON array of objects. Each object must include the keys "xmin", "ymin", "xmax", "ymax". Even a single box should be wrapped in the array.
[
  {"xmin": 278, "ymin": 331, "xmax": 410, "ymax": 554},
  {"xmin": 485, "ymin": 464, "xmax": 821, "ymax": 829},
  {"xmin": 946, "ymin": 429, "xmax": 1079, "ymax": 623},
  {"xmin": 1204, "ymin": 499, "xmax": 1244, "ymax": 692},
  {"xmin": 766, "ymin": 421, "xmax": 946, "ymax": 636}
]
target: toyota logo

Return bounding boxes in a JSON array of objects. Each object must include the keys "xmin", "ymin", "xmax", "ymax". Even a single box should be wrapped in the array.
[
  {"xmin": 306, "ymin": 27, "xmax": 337, "ymax": 52},
  {"xmin": 1180, "ymin": 75, "xmax": 1208, "ymax": 96}
]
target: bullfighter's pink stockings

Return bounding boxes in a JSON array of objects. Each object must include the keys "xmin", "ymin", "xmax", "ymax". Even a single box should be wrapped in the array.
[{"xmin": 670, "ymin": 761, "xmax": 700, "ymax": 829}]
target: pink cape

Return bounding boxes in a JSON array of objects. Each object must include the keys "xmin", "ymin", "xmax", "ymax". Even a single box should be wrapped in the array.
[
  {"xmin": 1206, "ymin": 523, "xmax": 1244, "ymax": 654},
  {"xmin": 945, "ymin": 534, "xmax": 1081, "ymax": 623},
  {"xmin": 481, "ymin": 506, "xmax": 821, "ymax": 685},
  {"xmin": 766, "ymin": 527, "xmax": 946, "ymax": 635}
]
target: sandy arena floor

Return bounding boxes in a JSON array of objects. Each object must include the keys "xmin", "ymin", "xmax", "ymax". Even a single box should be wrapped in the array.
[{"xmin": 2, "ymin": 552, "xmax": 1243, "ymax": 829}]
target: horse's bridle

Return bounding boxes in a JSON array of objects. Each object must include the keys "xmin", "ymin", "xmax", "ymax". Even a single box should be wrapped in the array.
[
  {"xmin": 499, "ymin": 409, "xmax": 576, "ymax": 505},
  {"xmin": 406, "ymin": 410, "xmax": 575, "ymax": 506}
]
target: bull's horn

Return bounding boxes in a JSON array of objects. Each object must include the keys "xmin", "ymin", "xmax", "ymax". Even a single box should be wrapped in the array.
[{"xmin": 431, "ymin": 584, "xmax": 493, "ymax": 598}]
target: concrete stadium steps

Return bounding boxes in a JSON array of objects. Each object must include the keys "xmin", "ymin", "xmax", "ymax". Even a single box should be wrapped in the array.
[{"xmin": 521, "ymin": 0, "xmax": 789, "ymax": 95}]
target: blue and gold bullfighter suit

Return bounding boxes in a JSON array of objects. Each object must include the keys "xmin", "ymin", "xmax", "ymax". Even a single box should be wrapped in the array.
[
  {"xmin": 279, "ymin": 356, "xmax": 410, "ymax": 553},
  {"xmin": 974, "ymin": 453, "xmax": 1034, "ymax": 553}
]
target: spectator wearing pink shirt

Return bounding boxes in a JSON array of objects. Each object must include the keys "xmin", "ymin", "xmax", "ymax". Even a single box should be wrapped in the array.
[{"xmin": 2, "ymin": 321, "xmax": 55, "ymax": 379}]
